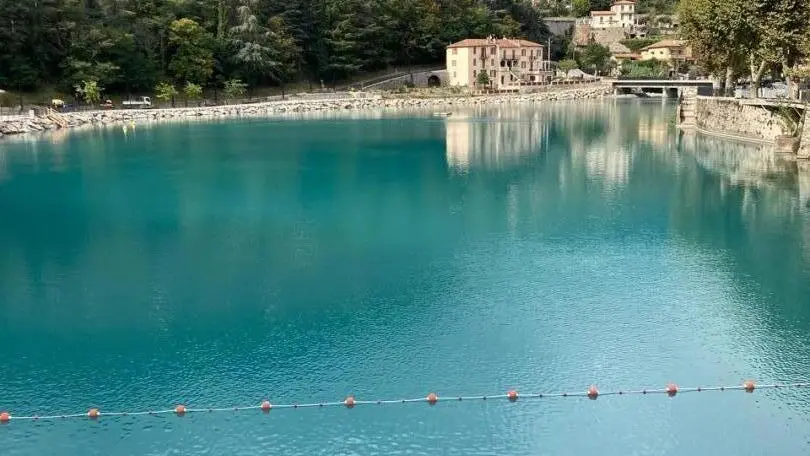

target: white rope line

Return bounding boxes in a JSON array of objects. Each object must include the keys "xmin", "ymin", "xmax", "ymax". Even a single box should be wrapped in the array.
[{"xmin": 2, "ymin": 381, "xmax": 807, "ymax": 423}]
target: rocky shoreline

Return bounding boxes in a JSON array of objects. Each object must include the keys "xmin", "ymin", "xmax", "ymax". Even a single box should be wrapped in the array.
[{"xmin": 0, "ymin": 84, "xmax": 611, "ymax": 138}]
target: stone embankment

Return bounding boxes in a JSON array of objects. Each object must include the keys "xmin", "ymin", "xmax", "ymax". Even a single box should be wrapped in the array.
[
  {"xmin": 681, "ymin": 96, "xmax": 809, "ymax": 156},
  {"xmin": 0, "ymin": 85, "xmax": 610, "ymax": 137}
]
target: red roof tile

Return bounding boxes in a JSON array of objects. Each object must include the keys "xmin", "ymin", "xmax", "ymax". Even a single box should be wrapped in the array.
[{"xmin": 447, "ymin": 38, "xmax": 543, "ymax": 49}]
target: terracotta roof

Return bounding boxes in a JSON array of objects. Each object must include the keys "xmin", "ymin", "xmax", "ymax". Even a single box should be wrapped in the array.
[
  {"xmin": 516, "ymin": 39, "xmax": 543, "ymax": 47},
  {"xmin": 447, "ymin": 38, "xmax": 543, "ymax": 49},
  {"xmin": 642, "ymin": 39, "xmax": 686, "ymax": 50},
  {"xmin": 613, "ymin": 0, "xmax": 636, "ymax": 4},
  {"xmin": 612, "ymin": 53, "xmax": 640, "ymax": 59},
  {"xmin": 447, "ymin": 39, "xmax": 491, "ymax": 48},
  {"xmin": 591, "ymin": 11, "xmax": 614, "ymax": 15}
]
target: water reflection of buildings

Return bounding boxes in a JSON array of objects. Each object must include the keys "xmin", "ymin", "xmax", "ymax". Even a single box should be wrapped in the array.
[
  {"xmin": 567, "ymin": 101, "xmax": 674, "ymax": 188},
  {"xmin": 443, "ymin": 100, "xmax": 678, "ymax": 187},
  {"xmin": 444, "ymin": 106, "xmax": 550, "ymax": 171}
]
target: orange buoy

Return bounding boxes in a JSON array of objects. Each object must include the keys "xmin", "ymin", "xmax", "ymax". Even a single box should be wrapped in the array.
[
  {"xmin": 666, "ymin": 383, "xmax": 678, "ymax": 397},
  {"xmin": 260, "ymin": 400, "xmax": 272, "ymax": 412},
  {"xmin": 426, "ymin": 392, "xmax": 438, "ymax": 405},
  {"xmin": 344, "ymin": 396, "xmax": 356, "ymax": 409},
  {"xmin": 88, "ymin": 408, "xmax": 100, "ymax": 419},
  {"xmin": 0, "ymin": 412, "xmax": 10, "ymax": 423},
  {"xmin": 175, "ymin": 405, "xmax": 186, "ymax": 416},
  {"xmin": 587, "ymin": 385, "xmax": 599, "ymax": 400},
  {"xmin": 743, "ymin": 380, "xmax": 756, "ymax": 393},
  {"xmin": 507, "ymin": 390, "xmax": 518, "ymax": 402}
]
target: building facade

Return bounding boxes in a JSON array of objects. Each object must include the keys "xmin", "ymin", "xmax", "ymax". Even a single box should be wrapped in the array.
[
  {"xmin": 589, "ymin": 0, "xmax": 636, "ymax": 29},
  {"xmin": 446, "ymin": 37, "xmax": 551, "ymax": 91},
  {"xmin": 640, "ymin": 40, "xmax": 692, "ymax": 63}
]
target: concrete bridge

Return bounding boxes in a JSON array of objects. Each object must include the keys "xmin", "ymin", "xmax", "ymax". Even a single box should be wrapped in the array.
[{"xmin": 611, "ymin": 79, "xmax": 714, "ymax": 98}]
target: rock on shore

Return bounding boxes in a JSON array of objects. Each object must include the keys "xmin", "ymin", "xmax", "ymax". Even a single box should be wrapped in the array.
[{"xmin": 0, "ymin": 85, "xmax": 611, "ymax": 137}]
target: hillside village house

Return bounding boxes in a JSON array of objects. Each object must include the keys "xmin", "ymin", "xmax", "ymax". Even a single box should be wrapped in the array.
[
  {"xmin": 446, "ymin": 37, "xmax": 551, "ymax": 91},
  {"xmin": 640, "ymin": 40, "xmax": 692, "ymax": 64},
  {"xmin": 589, "ymin": 0, "xmax": 636, "ymax": 29}
]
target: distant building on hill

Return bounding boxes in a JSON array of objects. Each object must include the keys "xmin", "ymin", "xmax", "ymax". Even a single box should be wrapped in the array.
[
  {"xmin": 635, "ymin": 13, "xmax": 680, "ymax": 37},
  {"xmin": 640, "ymin": 40, "xmax": 692, "ymax": 63},
  {"xmin": 446, "ymin": 37, "xmax": 552, "ymax": 91},
  {"xmin": 589, "ymin": 0, "xmax": 637, "ymax": 30}
]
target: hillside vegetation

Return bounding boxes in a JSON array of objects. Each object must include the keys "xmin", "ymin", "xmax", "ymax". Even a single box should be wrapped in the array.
[{"xmin": 0, "ymin": 0, "xmax": 549, "ymax": 96}]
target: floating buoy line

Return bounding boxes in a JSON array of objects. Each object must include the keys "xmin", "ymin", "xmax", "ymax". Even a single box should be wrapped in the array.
[{"xmin": 1, "ymin": 380, "xmax": 807, "ymax": 424}]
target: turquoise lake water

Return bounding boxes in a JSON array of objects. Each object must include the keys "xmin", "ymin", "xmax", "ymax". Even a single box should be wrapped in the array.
[{"xmin": 1, "ymin": 101, "xmax": 810, "ymax": 455}]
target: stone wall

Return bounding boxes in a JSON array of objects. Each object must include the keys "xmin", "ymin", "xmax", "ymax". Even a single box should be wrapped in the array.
[
  {"xmin": 694, "ymin": 97, "xmax": 791, "ymax": 142},
  {"xmin": 364, "ymin": 70, "xmax": 448, "ymax": 90},
  {"xmin": 798, "ymin": 110, "xmax": 810, "ymax": 159},
  {"xmin": 0, "ymin": 85, "xmax": 612, "ymax": 137}
]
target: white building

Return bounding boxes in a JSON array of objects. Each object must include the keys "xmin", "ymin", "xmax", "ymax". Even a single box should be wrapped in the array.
[{"xmin": 589, "ymin": 0, "xmax": 636, "ymax": 29}]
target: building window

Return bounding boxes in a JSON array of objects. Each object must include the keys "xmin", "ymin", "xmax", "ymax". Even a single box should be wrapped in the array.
[
  {"xmin": 472, "ymin": 70, "xmax": 476, "ymax": 78},
  {"xmin": 451, "ymin": 60, "xmax": 457, "ymax": 67},
  {"xmin": 452, "ymin": 48, "xmax": 457, "ymax": 55},
  {"xmin": 521, "ymin": 49, "xmax": 526, "ymax": 56},
  {"xmin": 501, "ymin": 75, "xmax": 504, "ymax": 84},
  {"xmin": 521, "ymin": 61, "xmax": 526, "ymax": 68},
  {"xmin": 473, "ymin": 59, "xmax": 477, "ymax": 66},
  {"xmin": 453, "ymin": 71, "xmax": 457, "ymax": 78},
  {"xmin": 490, "ymin": 47, "xmax": 495, "ymax": 55},
  {"xmin": 490, "ymin": 70, "xmax": 496, "ymax": 76},
  {"xmin": 491, "ymin": 59, "xmax": 495, "ymax": 66},
  {"xmin": 511, "ymin": 50, "xmax": 516, "ymax": 58}
]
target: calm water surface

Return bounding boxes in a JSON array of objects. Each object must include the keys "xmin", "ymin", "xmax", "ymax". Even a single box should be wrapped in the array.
[{"xmin": 1, "ymin": 101, "xmax": 810, "ymax": 455}]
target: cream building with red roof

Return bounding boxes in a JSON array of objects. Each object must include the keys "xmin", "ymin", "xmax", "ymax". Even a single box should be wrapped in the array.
[{"xmin": 445, "ymin": 36, "xmax": 551, "ymax": 91}]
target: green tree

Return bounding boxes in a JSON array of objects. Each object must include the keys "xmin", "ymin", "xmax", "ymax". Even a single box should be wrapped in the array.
[
  {"xmin": 578, "ymin": 43, "xmax": 611, "ymax": 75},
  {"xmin": 183, "ymin": 81, "xmax": 203, "ymax": 106},
  {"xmin": 266, "ymin": 16, "xmax": 302, "ymax": 97},
  {"xmin": 679, "ymin": 0, "xmax": 753, "ymax": 95},
  {"xmin": 489, "ymin": 0, "xmax": 550, "ymax": 43},
  {"xmin": 381, "ymin": 0, "xmax": 441, "ymax": 80},
  {"xmin": 155, "ymin": 81, "xmax": 179, "ymax": 107},
  {"xmin": 230, "ymin": 0, "xmax": 273, "ymax": 92},
  {"xmin": 620, "ymin": 59, "xmax": 670, "ymax": 78},
  {"xmin": 75, "ymin": 79, "xmax": 102, "ymax": 106},
  {"xmin": 223, "ymin": 78, "xmax": 248, "ymax": 99},
  {"xmin": 572, "ymin": 0, "xmax": 591, "ymax": 17},
  {"xmin": 559, "ymin": 59, "xmax": 579, "ymax": 72},
  {"xmin": 169, "ymin": 18, "xmax": 215, "ymax": 84},
  {"xmin": 476, "ymin": 70, "xmax": 490, "ymax": 88}
]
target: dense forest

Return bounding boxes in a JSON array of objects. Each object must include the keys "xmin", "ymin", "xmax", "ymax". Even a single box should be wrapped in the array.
[{"xmin": 0, "ymin": 0, "xmax": 552, "ymax": 95}]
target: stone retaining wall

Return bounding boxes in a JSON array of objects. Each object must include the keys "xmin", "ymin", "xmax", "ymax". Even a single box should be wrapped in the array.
[
  {"xmin": 798, "ymin": 110, "xmax": 810, "ymax": 159},
  {"xmin": 694, "ymin": 97, "xmax": 790, "ymax": 142},
  {"xmin": 0, "ymin": 85, "xmax": 611, "ymax": 138}
]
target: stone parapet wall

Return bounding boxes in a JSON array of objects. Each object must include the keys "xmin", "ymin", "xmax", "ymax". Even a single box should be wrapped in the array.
[{"xmin": 694, "ymin": 97, "xmax": 791, "ymax": 142}]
